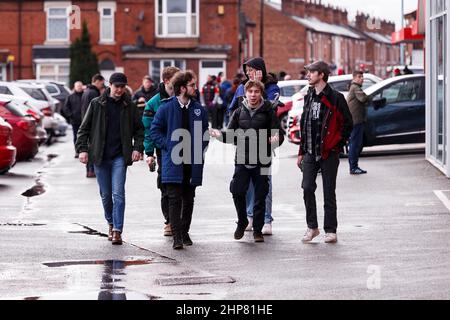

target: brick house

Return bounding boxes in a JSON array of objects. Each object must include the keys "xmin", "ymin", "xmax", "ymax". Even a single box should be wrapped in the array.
[
  {"xmin": 241, "ymin": 0, "xmax": 400, "ymax": 79},
  {"xmin": 0, "ymin": 0, "xmax": 241, "ymax": 89}
]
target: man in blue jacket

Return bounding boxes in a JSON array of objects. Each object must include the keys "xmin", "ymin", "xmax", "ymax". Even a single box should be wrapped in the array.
[{"xmin": 150, "ymin": 70, "xmax": 209, "ymax": 250}]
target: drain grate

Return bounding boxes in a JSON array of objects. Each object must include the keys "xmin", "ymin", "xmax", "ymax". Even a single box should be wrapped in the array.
[{"xmin": 156, "ymin": 276, "xmax": 235, "ymax": 286}]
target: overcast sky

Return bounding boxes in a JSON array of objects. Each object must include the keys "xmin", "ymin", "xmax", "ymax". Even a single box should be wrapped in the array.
[{"xmin": 271, "ymin": 0, "xmax": 418, "ymax": 29}]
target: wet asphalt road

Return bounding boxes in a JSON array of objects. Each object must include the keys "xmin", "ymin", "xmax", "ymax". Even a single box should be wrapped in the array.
[{"xmin": 1, "ymin": 131, "xmax": 450, "ymax": 300}]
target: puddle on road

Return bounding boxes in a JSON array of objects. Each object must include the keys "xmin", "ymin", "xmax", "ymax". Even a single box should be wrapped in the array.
[
  {"xmin": 21, "ymin": 179, "xmax": 46, "ymax": 198},
  {"xmin": 157, "ymin": 275, "xmax": 235, "ymax": 286},
  {"xmin": 39, "ymin": 258, "xmax": 160, "ymax": 300}
]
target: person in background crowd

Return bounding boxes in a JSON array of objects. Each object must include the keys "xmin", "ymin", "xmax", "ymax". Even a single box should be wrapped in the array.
[
  {"xmin": 81, "ymin": 73, "xmax": 105, "ymax": 178},
  {"xmin": 142, "ymin": 66, "xmax": 180, "ymax": 237},
  {"xmin": 63, "ymin": 81, "xmax": 84, "ymax": 158},
  {"xmin": 347, "ymin": 71, "xmax": 370, "ymax": 175}
]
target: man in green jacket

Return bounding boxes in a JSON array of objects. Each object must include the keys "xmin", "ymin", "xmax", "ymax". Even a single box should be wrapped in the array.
[
  {"xmin": 347, "ymin": 70, "xmax": 370, "ymax": 175},
  {"xmin": 142, "ymin": 66, "xmax": 180, "ymax": 237},
  {"xmin": 76, "ymin": 72, "xmax": 144, "ymax": 245}
]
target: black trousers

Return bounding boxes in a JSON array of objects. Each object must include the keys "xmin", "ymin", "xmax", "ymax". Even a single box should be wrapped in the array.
[
  {"xmin": 302, "ymin": 152, "xmax": 340, "ymax": 233},
  {"xmin": 72, "ymin": 123, "xmax": 80, "ymax": 147},
  {"xmin": 156, "ymin": 149, "xmax": 169, "ymax": 224},
  {"xmin": 166, "ymin": 182, "xmax": 196, "ymax": 237},
  {"xmin": 230, "ymin": 165, "xmax": 269, "ymax": 235}
]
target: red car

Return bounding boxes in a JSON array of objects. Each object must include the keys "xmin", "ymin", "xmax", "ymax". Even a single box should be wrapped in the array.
[
  {"xmin": 0, "ymin": 116, "xmax": 16, "ymax": 174},
  {"xmin": 0, "ymin": 99, "xmax": 39, "ymax": 161}
]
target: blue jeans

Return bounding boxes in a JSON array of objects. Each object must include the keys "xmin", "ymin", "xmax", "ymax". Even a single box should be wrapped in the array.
[
  {"xmin": 348, "ymin": 123, "xmax": 364, "ymax": 171},
  {"xmin": 94, "ymin": 156, "xmax": 127, "ymax": 232},
  {"xmin": 246, "ymin": 175, "xmax": 273, "ymax": 224}
]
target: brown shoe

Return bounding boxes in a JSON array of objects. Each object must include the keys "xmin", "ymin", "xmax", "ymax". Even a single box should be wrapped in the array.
[
  {"xmin": 108, "ymin": 225, "xmax": 113, "ymax": 241},
  {"xmin": 111, "ymin": 231, "xmax": 122, "ymax": 245},
  {"xmin": 86, "ymin": 171, "xmax": 96, "ymax": 178}
]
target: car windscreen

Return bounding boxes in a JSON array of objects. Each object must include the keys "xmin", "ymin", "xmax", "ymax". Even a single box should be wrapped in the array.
[
  {"xmin": 280, "ymin": 85, "xmax": 305, "ymax": 97},
  {"xmin": 45, "ymin": 84, "xmax": 59, "ymax": 95},
  {"xmin": 330, "ymin": 81, "xmax": 351, "ymax": 92},
  {"xmin": 20, "ymin": 87, "xmax": 48, "ymax": 101}
]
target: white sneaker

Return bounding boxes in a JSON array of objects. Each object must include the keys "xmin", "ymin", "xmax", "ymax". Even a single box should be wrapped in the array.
[
  {"xmin": 302, "ymin": 228, "xmax": 320, "ymax": 242},
  {"xmin": 324, "ymin": 233, "xmax": 338, "ymax": 243},
  {"xmin": 245, "ymin": 217, "xmax": 253, "ymax": 231},
  {"xmin": 262, "ymin": 223, "xmax": 272, "ymax": 235}
]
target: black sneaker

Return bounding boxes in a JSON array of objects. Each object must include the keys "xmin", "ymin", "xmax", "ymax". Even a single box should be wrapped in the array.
[
  {"xmin": 234, "ymin": 222, "xmax": 248, "ymax": 240},
  {"xmin": 172, "ymin": 235, "xmax": 183, "ymax": 250},
  {"xmin": 182, "ymin": 233, "xmax": 193, "ymax": 246},
  {"xmin": 253, "ymin": 233, "xmax": 264, "ymax": 243},
  {"xmin": 350, "ymin": 168, "xmax": 367, "ymax": 175}
]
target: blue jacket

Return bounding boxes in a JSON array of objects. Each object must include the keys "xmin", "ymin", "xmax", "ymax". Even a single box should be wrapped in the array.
[{"xmin": 150, "ymin": 97, "xmax": 209, "ymax": 186}]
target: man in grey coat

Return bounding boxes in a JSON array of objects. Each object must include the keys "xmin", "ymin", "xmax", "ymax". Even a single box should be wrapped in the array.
[{"xmin": 346, "ymin": 71, "xmax": 370, "ymax": 175}]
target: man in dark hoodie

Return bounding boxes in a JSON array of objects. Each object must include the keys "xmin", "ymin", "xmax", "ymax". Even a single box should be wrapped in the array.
[
  {"xmin": 81, "ymin": 74, "xmax": 105, "ymax": 178},
  {"xmin": 211, "ymin": 79, "xmax": 284, "ymax": 243},
  {"xmin": 63, "ymin": 81, "xmax": 84, "ymax": 157},
  {"xmin": 142, "ymin": 66, "xmax": 180, "ymax": 237},
  {"xmin": 228, "ymin": 57, "xmax": 280, "ymax": 236}
]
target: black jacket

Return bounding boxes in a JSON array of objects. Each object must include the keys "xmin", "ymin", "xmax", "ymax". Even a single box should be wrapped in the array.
[
  {"xmin": 132, "ymin": 85, "xmax": 158, "ymax": 107},
  {"xmin": 221, "ymin": 98, "xmax": 284, "ymax": 167},
  {"xmin": 63, "ymin": 91, "xmax": 83, "ymax": 125},
  {"xmin": 81, "ymin": 84, "xmax": 101, "ymax": 119},
  {"xmin": 76, "ymin": 88, "xmax": 144, "ymax": 166}
]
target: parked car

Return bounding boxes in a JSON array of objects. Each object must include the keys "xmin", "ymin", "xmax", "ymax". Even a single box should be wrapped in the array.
[
  {"xmin": 16, "ymin": 79, "xmax": 71, "ymax": 113},
  {"xmin": 0, "ymin": 99, "xmax": 39, "ymax": 161},
  {"xmin": 0, "ymin": 116, "xmax": 16, "ymax": 174},
  {"xmin": 277, "ymin": 80, "xmax": 308, "ymax": 133},
  {"xmin": 287, "ymin": 73, "xmax": 382, "ymax": 144},
  {"xmin": 287, "ymin": 74, "xmax": 425, "ymax": 150},
  {"xmin": 0, "ymin": 82, "xmax": 58, "ymax": 143}
]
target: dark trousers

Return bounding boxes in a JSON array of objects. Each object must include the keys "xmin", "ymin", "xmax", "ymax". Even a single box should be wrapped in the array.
[
  {"xmin": 156, "ymin": 150, "xmax": 169, "ymax": 224},
  {"xmin": 166, "ymin": 182, "xmax": 196, "ymax": 237},
  {"xmin": 72, "ymin": 123, "xmax": 80, "ymax": 147},
  {"xmin": 230, "ymin": 165, "xmax": 269, "ymax": 235},
  {"xmin": 348, "ymin": 123, "xmax": 364, "ymax": 171},
  {"xmin": 302, "ymin": 152, "xmax": 340, "ymax": 233}
]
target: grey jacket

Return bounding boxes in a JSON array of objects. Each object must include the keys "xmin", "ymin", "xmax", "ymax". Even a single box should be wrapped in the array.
[{"xmin": 347, "ymin": 82, "xmax": 369, "ymax": 125}]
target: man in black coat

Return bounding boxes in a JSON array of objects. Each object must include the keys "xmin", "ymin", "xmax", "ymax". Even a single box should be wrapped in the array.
[
  {"xmin": 80, "ymin": 73, "xmax": 105, "ymax": 177},
  {"xmin": 210, "ymin": 80, "xmax": 284, "ymax": 243},
  {"xmin": 132, "ymin": 75, "xmax": 158, "ymax": 118},
  {"xmin": 64, "ymin": 81, "xmax": 84, "ymax": 157}
]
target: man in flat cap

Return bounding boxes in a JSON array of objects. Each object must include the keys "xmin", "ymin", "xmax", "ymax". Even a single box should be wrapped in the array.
[
  {"xmin": 297, "ymin": 61, "xmax": 353, "ymax": 244},
  {"xmin": 76, "ymin": 72, "xmax": 144, "ymax": 245}
]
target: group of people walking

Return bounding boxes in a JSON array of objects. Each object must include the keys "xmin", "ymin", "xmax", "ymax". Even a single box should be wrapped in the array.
[{"xmin": 72, "ymin": 56, "xmax": 370, "ymax": 250}]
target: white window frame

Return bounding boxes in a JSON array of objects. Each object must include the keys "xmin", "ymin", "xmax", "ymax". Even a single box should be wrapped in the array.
[
  {"xmin": 149, "ymin": 59, "xmax": 186, "ymax": 83},
  {"xmin": 0, "ymin": 64, "xmax": 6, "ymax": 81},
  {"xmin": 155, "ymin": 0, "xmax": 199, "ymax": 38},
  {"xmin": 35, "ymin": 59, "xmax": 70, "ymax": 86},
  {"xmin": 44, "ymin": 1, "xmax": 71, "ymax": 43},
  {"xmin": 98, "ymin": 1, "xmax": 116, "ymax": 44}
]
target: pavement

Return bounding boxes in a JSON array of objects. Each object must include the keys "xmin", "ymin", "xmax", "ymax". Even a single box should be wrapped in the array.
[{"xmin": 1, "ymin": 131, "xmax": 450, "ymax": 300}]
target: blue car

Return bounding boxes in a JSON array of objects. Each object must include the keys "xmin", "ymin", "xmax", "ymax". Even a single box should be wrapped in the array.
[{"xmin": 362, "ymin": 74, "xmax": 425, "ymax": 148}]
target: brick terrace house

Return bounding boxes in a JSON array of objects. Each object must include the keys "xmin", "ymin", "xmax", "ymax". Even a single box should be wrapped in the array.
[
  {"xmin": 241, "ymin": 0, "xmax": 400, "ymax": 79},
  {"xmin": 0, "ymin": 0, "xmax": 241, "ymax": 89}
]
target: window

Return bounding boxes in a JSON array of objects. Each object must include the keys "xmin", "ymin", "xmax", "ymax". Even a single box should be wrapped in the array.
[
  {"xmin": 45, "ymin": 84, "xmax": 60, "ymax": 95},
  {"xmin": 150, "ymin": 59, "xmax": 185, "ymax": 83},
  {"xmin": 98, "ymin": 2, "xmax": 116, "ymax": 43},
  {"xmin": 20, "ymin": 87, "xmax": 48, "ymax": 102},
  {"xmin": 379, "ymin": 80, "xmax": 422, "ymax": 104},
  {"xmin": 330, "ymin": 81, "xmax": 351, "ymax": 92},
  {"xmin": 45, "ymin": 2, "xmax": 71, "ymax": 42},
  {"xmin": 0, "ymin": 86, "xmax": 13, "ymax": 95},
  {"xmin": 36, "ymin": 62, "xmax": 70, "ymax": 85},
  {"xmin": 156, "ymin": 0, "xmax": 199, "ymax": 37},
  {"xmin": 0, "ymin": 64, "xmax": 6, "ymax": 81}
]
